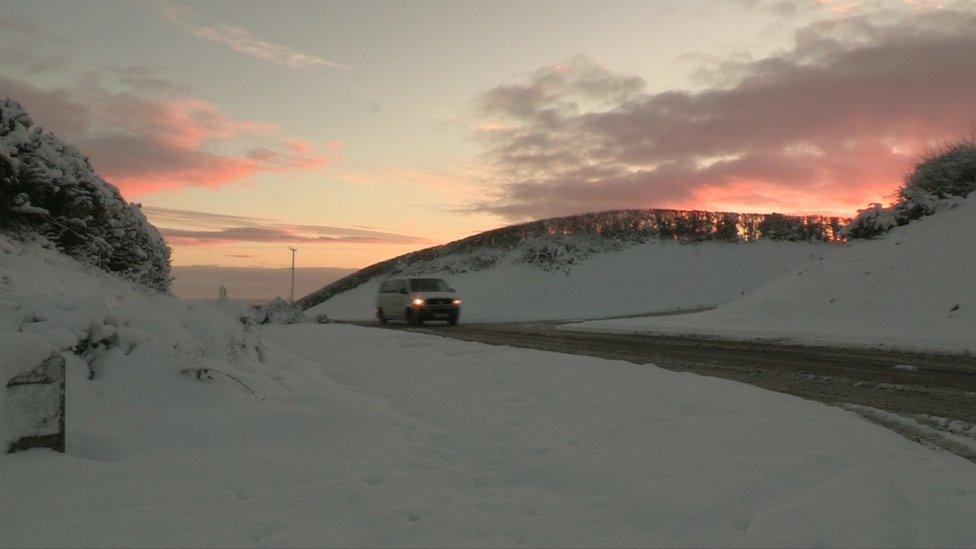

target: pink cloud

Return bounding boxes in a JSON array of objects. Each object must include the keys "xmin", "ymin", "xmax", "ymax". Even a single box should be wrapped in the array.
[
  {"xmin": 473, "ymin": 8, "xmax": 976, "ymax": 220},
  {"xmin": 284, "ymin": 138, "xmax": 315, "ymax": 154},
  {"xmin": 1, "ymin": 73, "xmax": 336, "ymax": 196}
]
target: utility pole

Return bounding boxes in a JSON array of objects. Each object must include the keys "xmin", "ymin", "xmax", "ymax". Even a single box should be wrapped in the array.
[{"xmin": 289, "ymin": 246, "xmax": 298, "ymax": 305}]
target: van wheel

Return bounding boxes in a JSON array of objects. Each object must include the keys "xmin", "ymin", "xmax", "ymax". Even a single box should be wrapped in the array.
[
  {"xmin": 448, "ymin": 314, "xmax": 459, "ymax": 326},
  {"xmin": 377, "ymin": 309, "xmax": 388, "ymax": 325},
  {"xmin": 406, "ymin": 308, "xmax": 423, "ymax": 326}
]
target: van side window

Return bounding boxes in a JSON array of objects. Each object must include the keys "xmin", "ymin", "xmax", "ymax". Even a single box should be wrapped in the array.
[{"xmin": 379, "ymin": 280, "xmax": 396, "ymax": 293}]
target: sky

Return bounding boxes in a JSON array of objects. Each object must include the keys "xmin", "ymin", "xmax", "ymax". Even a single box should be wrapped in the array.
[{"xmin": 3, "ymin": 0, "xmax": 976, "ymax": 297}]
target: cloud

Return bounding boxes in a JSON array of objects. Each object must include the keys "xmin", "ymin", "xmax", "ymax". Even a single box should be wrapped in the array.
[
  {"xmin": 144, "ymin": 206, "xmax": 429, "ymax": 246},
  {"xmin": 472, "ymin": 7, "xmax": 976, "ymax": 219},
  {"xmin": 103, "ymin": 65, "xmax": 193, "ymax": 95},
  {"xmin": 158, "ymin": 3, "xmax": 349, "ymax": 70},
  {"xmin": 0, "ymin": 16, "xmax": 71, "ymax": 73},
  {"xmin": 160, "ymin": 226, "xmax": 414, "ymax": 244},
  {"xmin": 1, "ymin": 70, "xmax": 336, "ymax": 195}
]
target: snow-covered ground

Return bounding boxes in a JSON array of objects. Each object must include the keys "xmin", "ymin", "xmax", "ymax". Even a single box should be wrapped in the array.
[
  {"xmin": 3, "ymin": 236, "xmax": 976, "ymax": 547},
  {"xmin": 309, "ymin": 240, "xmax": 832, "ymax": 322},
  {"xmin": 5, "ymin": 322, "xmax": 976, "ymax": 546},
  {"xmin": 567, "ymin": 195, "xmax": 976, "ymax": 354}
]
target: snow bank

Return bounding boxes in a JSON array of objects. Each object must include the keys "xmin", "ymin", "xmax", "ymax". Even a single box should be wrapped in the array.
[
  {"xmin": 309, "ymin": 239, "xmax": 832, "ymax": 322},
  {"xmin": 0, "ymin": 234, "xmax": 278, "ymax": 397},
  {"xmin": 569, "ymin": 195, "xmax": 976, "ymax": 353}
]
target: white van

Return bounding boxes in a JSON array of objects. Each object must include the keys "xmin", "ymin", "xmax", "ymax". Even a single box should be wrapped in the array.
[{"xmin": 375, "ymin": 278, "xmax": 462, "ymax": 326}]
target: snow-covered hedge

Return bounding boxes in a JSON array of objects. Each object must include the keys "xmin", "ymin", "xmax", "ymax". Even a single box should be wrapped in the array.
[
  {"xmin": 907, "ymin": 140, "xmax": 976, "ymax": 199},
  {"xmin": 517, "ymin": 236, "xmax": 622, "ymax": 273},
  {"xmin": 844, "ymin": 140, "xmax": 976, "ymax": 239},
  {"xmin": 0, "ymin": 99, "xmax": 171, "ymax": 291}
]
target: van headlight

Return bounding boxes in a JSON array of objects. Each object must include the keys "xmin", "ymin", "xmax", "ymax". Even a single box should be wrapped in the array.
[
  {"xmin": 452, "ymin": 299, "xmax": 462, "ymax": 305},
  {"xmin": 412, "ymin": 298, "xmax": 425, "ymax": 306}
]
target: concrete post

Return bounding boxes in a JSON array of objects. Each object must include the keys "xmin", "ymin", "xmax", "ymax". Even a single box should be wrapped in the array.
[{"xmin": 2, "ymin": 334, "xmax": 66, "ymax": 454}]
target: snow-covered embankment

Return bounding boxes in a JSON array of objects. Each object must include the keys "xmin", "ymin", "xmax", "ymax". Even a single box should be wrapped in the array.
[
  {"xmin": 568, "ymin": 195, "xmax": 976, "ymax": 353},
  {"xmin": 310, "ymin": 239, "xmax": 833, "ymax": 322}
]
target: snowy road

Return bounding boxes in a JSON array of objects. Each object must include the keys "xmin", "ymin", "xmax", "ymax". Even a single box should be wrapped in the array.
[{"xmin": 352, "ymin": 321, "xmax": 976, "ymax": 459}]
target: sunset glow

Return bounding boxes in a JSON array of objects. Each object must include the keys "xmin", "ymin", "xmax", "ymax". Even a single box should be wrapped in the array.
[{"xmin": 3, "ymin": 0, "xmax": 974, "ymax": 278}]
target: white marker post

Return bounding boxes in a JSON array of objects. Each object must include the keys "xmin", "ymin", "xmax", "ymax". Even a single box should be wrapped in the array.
[{"xmin": 289, "ymin": 246, "xmax": 298, "ymax": 305}]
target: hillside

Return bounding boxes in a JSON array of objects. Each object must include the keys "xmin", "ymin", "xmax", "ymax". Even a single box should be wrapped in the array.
[
  {"xmin": 301, "ymin": 209, "xmax": 847, "ymax": 321},
  {"xmin": 4, "ymin": 235, "xmax": 976, "ymax": 546},
  {"xmin": 310, "ymin": 238, "xmax": 834, "ymax": 322},
  {"xmin": 569, "ymin": 194, "xmax": 976, "ymax": 353},
  {"xmin": 0, "ymin": 99, "xmax": 170, "ymax": 291}
]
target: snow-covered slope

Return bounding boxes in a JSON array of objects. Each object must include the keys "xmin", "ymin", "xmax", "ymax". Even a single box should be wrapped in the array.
[
  {"xmin": 0, "ymin": 99, "xmax": 169, "ymax": 290},
  {"xmin": 0, "ymin": 235, "xmax": 262, "ymax": 376},
  {"xmin": 569, "ymin": 195, "xmax": 976, "ymax": 353},
  {"xmin": 309, "ymin": 239, "xmax": 833, "ymax": 322},
  {"xmin": 3, "ymin": 236, "xmax": 976, "ymax": 546}
]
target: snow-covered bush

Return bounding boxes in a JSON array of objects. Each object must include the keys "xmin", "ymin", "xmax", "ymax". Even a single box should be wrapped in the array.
[
  {"xmin": 210, "ymin": 294, "xmax": 259, "ymax": 327},
  {"xmin": 517, "ymin": 236, "xmax": 622, "ymax": 273},
  {"xmin": 844, "ymin": 140, "xmax": 976, "ymax": 239},
  {"xmin": 842, "ymin": 203, "xmax": 899, "ymax": 239},
  {"xmin": 905, "ymin": 139, "xmax": 976, "ymax": 199},
  {"xmin": 0, "ymin": 99, "xmax": 171, "ymax": 291},
  {"xmin": 253, "ymin": 298, "xmax": 306, "ymax": 325},
  {"xmin": 313, "ymin": 312, "xmax": 333, "ymax": 324},
  {"xmin": 396, "ymin": 248, "xmax": 503, "ymax": 276}
]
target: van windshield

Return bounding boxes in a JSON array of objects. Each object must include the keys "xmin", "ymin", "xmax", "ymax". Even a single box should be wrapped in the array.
[{"xmin": 410, "ymin": 278, "xmax": 450, "ymax": 292}]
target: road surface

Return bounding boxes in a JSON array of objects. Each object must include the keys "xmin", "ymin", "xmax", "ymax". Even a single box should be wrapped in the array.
[{"xmin": 348, "ymin": 319, "xmax": 976, "ymax": 461}]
